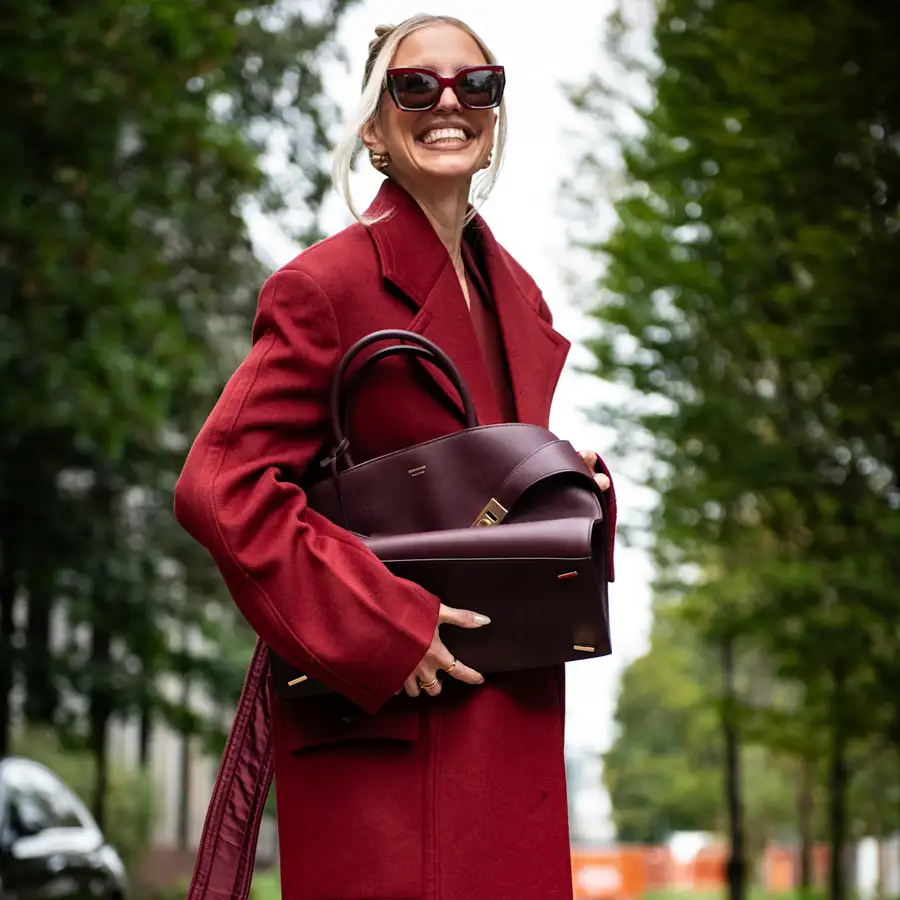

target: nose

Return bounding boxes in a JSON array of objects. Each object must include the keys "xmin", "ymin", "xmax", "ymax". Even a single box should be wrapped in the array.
[{"xmin": 434, "ymin": 84, "xmax": 460, "ymax": 112}]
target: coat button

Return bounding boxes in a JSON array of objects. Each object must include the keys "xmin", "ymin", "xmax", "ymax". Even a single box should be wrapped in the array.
[{"xmin": 341, "ymin": 715, "xmax": 356, "ymax": 726}]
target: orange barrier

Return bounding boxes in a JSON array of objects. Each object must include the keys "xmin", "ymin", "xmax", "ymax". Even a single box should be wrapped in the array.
[
  {"xmin": 572, "ymin": 843, "xmax": 832, "ymax": 899},
  {"xmin": 571, "ymin": 846, "xmax": 688, "ymax": 899},
  {"xmin": 571, "ymin": 848, "xmax": 640, "ymax": 900},
  {"xmin": 762, "ymin": 844, "xmax": 830, "ymax": 892}
]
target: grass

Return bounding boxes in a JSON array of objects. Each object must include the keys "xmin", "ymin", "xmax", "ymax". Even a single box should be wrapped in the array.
[{"xmin": 250, "ymin": 872, "xmax": 282, "ymax": 900}]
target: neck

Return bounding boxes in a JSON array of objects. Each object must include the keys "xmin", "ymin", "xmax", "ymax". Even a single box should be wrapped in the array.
[{"xmin": 392, "ymin": 176, "xmax": 471, "ymax": 270}]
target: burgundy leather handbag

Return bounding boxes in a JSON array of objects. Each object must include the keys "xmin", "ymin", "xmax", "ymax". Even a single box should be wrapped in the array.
[{"xmin": 269, "ymin": 329, "xmax": 612, "ymax": 697}]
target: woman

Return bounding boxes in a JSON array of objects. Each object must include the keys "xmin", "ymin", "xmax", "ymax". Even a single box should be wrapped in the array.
[{"xmin": 175, "ymin": 14, "xmax": 616, "ymax": 900}]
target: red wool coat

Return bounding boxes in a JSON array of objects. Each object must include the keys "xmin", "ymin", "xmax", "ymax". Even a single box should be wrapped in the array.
[{"xmin": 174, "ymin": 179, "xmax": 617, "ymax": 900}]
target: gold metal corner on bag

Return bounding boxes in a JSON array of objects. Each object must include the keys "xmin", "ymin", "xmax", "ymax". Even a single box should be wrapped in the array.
[
  {"xmin": 573, "ymin": 644, "xmax": 596, "ymax": 653},
  {"xmin": 472, "ymin": 497, "xmax": 509, "ymax": 528},
  {"xmin": 287, "ymin": 675, "xmax": 309, "ymax": 687}
]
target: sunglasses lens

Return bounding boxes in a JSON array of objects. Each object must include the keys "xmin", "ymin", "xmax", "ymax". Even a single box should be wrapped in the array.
[
  {"xmin": 390, "ymin": 71, "xmax": 441, "ymax": 110},
  {"xmin": 457, "ymin": 69, "xmax": 504, "ymax": 108}
]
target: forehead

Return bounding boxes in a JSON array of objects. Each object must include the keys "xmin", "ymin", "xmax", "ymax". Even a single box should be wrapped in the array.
[{"xmin": 391, "ymin": 23, "xmax": 488, "ymax": 74}]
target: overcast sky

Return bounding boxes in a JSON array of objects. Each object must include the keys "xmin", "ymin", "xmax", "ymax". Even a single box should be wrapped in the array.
[{"xmin": 247, "ymin": 1, "xmax": 656, "ymax": 758}]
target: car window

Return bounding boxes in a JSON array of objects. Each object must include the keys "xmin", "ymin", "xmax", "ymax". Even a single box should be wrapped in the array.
[{"xmin": 3, "ymin": 761, "xmax": 93, "ymax": 837}]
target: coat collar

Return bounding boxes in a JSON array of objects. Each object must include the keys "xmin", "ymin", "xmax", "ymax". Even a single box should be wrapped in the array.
[{"xmin": 364, "ymin": 179, "xmax": 570, "ymax": 428}]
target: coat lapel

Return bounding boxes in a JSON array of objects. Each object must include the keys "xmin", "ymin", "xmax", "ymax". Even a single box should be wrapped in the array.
[
  {"xmin": 469, "ymin": 215, "xmax": 571, "ymax": 428},
  {"xmin": 364, "ymin": 179, "xmax": 570, "ymax": 429}
]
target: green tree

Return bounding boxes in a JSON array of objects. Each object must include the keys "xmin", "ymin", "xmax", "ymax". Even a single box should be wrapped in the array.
[
  {"xmin": 567, "ymin": 2, "xmax": 900, "ymax": 899},
  {"xmin": 604, "ymin": 599, "xmax": 801, "ymax": 858},
  {"xmin": 604, "ymin": 602, "xmax": 723, "ymax": 843},
  {"xmin": 0, "ymin": 0, "xmax": 355, "ymax": 831}
]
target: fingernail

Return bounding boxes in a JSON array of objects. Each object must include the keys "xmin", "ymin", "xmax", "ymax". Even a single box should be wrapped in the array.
[{"xmin": 473, "ymin": 614, "xmax": 491, "ymax": 626}]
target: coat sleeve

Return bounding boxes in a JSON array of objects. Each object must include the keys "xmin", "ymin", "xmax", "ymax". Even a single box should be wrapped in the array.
[
  {"xmin": 536, "ymin": 290, "xmax": 618, "ymax": 581},
  {"xmin": 173, "ymin": 267, "xmax": 440, "ymax": 714}
]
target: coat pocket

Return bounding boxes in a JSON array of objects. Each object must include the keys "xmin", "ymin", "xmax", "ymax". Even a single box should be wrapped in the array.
[
  {"xmin": 270, "ymin": 689, "xmax": 426, "ymax": 900},
  {"xmin": 273, "ymin": 690, "xmax": 420, "ymax": 754}
]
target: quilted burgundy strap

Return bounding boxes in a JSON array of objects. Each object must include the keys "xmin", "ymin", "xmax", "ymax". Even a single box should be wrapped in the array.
[{"xmin": 185, "ymin": 638, "xmax": 273, "ymax": 900}]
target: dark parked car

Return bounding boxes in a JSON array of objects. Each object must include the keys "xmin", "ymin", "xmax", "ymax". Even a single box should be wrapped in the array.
[{"xmin": 0, "ymin": 756, "xmax": 127, "ymax": 899}]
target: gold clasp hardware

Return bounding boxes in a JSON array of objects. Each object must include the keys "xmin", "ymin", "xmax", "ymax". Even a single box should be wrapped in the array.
[
  {"xmin": 287, "ymin": 675, "xmax": 308, "ymax": 687},
  {"xmin": 408, "ymin": 465, "xmax": 427, "ymax": 477},
  {"xmin": 573, "ymin": 644, "xmax": 595, "ymax": 653},
  {"xmin": 472, "ymin": 498, "xmax": 508, "ymax": 528}
]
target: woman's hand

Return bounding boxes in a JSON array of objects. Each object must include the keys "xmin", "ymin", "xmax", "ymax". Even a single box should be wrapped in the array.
[
  {"xmin": 578, "ymin": 449, "xmax": 612, "ymax": 491},
  {"xmin": 403, "ymin": 604, "xmax": 489, "ymax": 698}
]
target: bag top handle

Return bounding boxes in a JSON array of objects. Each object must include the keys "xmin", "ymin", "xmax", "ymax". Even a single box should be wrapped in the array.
[
  {"xmin": 327, "ymin": 330, "xmax": 479, "ymax": 468},
  {"xmin": 340, "ymin": 345, "xmax": 435, "ymax": 465}
]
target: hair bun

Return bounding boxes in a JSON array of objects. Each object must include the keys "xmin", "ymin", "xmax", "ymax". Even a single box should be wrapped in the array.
[{"xmin": 368, "ymin": 23, "xmax": 395, "ymax": 54}]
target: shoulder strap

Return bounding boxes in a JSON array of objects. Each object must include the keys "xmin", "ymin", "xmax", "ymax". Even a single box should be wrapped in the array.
[{"xmin": 185, "ymin": 639, "xmax": 272, "ymax": 900}]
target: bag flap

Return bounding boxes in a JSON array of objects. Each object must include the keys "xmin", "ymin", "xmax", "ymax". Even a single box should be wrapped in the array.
[{"xmin": 364, "ymin": 516, "xmax": 597, "ymax": 562}]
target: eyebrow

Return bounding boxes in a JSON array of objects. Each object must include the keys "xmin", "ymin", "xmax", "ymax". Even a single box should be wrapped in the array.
[{"xmin": 403, "ymin": 62, "xmax": 480, "ymax": 72}]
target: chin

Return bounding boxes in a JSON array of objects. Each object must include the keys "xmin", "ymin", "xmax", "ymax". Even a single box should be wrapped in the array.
[{"xmin": 416, "ymin": 156, "xmax": 481, "ymax": 182}]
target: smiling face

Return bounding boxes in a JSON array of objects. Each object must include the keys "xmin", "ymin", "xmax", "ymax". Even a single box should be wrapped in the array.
[{"xmin": 362, "ymin": 23, "xmax": 498, "ymax": 192}]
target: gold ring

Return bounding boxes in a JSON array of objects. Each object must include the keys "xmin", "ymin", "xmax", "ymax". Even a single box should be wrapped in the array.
[
  {"xmin": 419, "ymin": 677, "xmax": 439, "ymax": 690},
  {"xmin": 445, "ymin": 659, "xmax": 458, "ymax": 674}
]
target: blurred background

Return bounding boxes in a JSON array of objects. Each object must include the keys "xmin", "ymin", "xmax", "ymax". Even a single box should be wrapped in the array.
[{"xmin": 2, "ymin": 1, "xmax": 898, "ymax": 899}]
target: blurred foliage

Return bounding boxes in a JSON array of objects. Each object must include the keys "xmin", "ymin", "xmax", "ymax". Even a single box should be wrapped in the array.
[
  {"xmin": 0, "ymin": 0, "xmax": 355, "ymax": 859},
  {"xmin": 142, "ymin": 871, "xmax": 281, "ymax": 900},
  {"xmin": 603, "ymin": 602, "xmax": 722, "ymax": 843},
  {"xmin": 13, "ymin": 727, "xmax": 154, "ymax": 873},
  {"xmin": 250, "ymin": 872, "xmax": 282, "ymax": 900},
  {"xmin": 569, "ymin": 0, "xmax": 900, "ymax": 897},
  {"xmin": 603, "ymin": 602, "xmax": 830, "ymax": 853}
]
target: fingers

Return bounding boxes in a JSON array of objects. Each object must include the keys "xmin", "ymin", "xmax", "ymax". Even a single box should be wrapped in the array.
[
  {"xmin": 438, "ymin": 604, "xmax": 491, "ymax": 629},
  {"xmin": 421, "ymin": 676, "xmax": 442, "ymax": 697},
  {"xmin": 428, "ymin": 638, "xmax": 484, "ymax": 687},
  {"xmin": 413, "ymin": 668, "xmax": 442, "ymax": 697},
  {"xmin": 442, "ymin": 656, "xmax": 484, "ymax": 685},
  {"xmin": 402, "ymin": 610, "xmax": 490, "ymax": 700},
  {"xmin": 578, "ymin": 449, "xmax": 611, "ymax": 492},
  {"xmin": 405, "ymin": 653, "xmax": 484, "ymax": 700},
  {"xmin": 579, "ymin": 449, "xmax": 598, "ymax": 470},
  {"xmin": 404, "ymin": 673, "xmax": 422, "ymax": 698}
]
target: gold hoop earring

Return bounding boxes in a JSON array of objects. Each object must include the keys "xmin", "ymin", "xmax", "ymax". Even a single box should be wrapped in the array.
[{"xmin": 370, "ymin": 151, "xmax": 390, "ymax": 172}]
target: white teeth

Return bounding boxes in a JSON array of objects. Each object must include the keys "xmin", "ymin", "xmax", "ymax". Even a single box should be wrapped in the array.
[{"xmin": 421, "ymin": 128, "xmax": 470, "ymax": 145}]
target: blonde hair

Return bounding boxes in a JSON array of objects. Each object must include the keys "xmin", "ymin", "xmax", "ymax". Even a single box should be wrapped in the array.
[{"xmin": 331, "ymin": 14, "xmax": 508, "ymax": 225}]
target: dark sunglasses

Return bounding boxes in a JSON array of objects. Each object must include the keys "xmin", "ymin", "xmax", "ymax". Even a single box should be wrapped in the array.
[{"xmin": 384, "ymin": 65, "xmax": 506, "ymax": 112}]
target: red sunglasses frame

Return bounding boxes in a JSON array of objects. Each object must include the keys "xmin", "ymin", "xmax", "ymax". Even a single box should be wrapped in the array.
[{"xmin": 384, "ymin": 65, "xmax": 506, "ymax": 111}]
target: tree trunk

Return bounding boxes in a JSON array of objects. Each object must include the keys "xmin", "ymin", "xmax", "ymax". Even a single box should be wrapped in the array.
[
  {"xmin": 0, "ymin": 510, "xmax": 20, "ymax": 758},
  {"xmin": 23, "ymin": 571, "xmax": 56, "ymax": 724},
  {"xmin": 798, "ymin": 754, "xmax": 814, "ymax": 892},
  {"xmin": 723, "ymin": 638, "xmax": 747, "ymax": 900},
  {"xmin": 874, "ymin": 822, "xmax": 885, "ymax": 900},
  {"xmin": 89, "ymin": 621, "xmax": 112, "ymax": 830},
  {"xmin": 177, "ymin": 674, "xmax": 192, "ymax": 849},
  {"xmin": 138, "ymin": 693, "xmax": 152, "ymax": 770},
  {"xmin": 827, "ymin": 664, "xmax": 848, "ymax": 900}
]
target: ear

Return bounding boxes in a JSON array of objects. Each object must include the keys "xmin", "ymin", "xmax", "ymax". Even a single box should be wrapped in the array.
[
  {"xmin": 486, "ymin": 114, "xmax": 498, "ymax": 152},
  {"xmin": 360, "ymin": 117, "xmax": 386, "ymax": 155}
]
